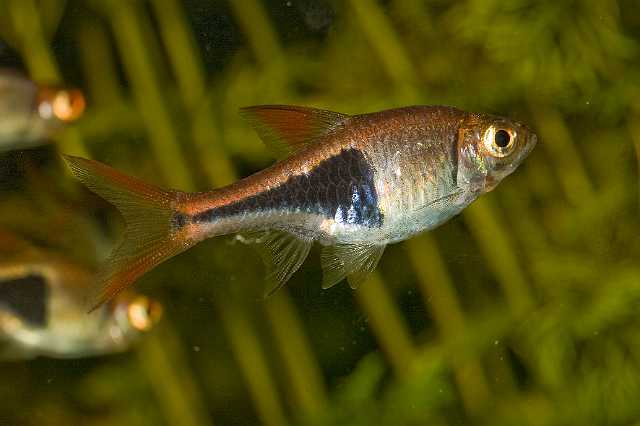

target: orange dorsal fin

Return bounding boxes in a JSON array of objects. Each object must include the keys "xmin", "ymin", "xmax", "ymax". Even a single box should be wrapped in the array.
[{"xmin": 240, "ymin": 105, "xmax": 350, "ymax": 160}]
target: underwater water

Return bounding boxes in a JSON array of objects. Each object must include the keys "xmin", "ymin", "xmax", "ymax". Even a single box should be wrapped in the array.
[{"xmin": 1, "ymin": 0, "xmax": 640, "ymax": 425}]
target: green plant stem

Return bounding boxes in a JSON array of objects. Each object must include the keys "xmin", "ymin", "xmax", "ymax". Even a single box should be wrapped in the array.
[
  {"xmin": 228, "ymin": 0, "xmax": 287, "ymax": 73},
  {"xmin": 347, "ymin": 0, "xmax": 419, "ymax": 103},
  {"xmin": 629, "ymin": 109, "xmax": 640, "ymax": 206},
  {"xmin": 150, "ymin": 0, "xmax": 237, "ymax": 186},
  {"xmin": 150, "ymin": 0, "xmax": 206, "ymax": 110},
  {"xmin": 529, "ymin": 106, "xmax": 594, "ymax": 205},
  {"xmin": 102, "ymin": 0, "xmax": 194, "ymax": 189},
  {"xmin": 464, "ymin": 198, "xmax": 534, "ymax": 315},
  {"xmin": 38, "ymin": 0, "xmax": 67, "ymax": 40},
  {"xmin": 137, "ymin": 322, "xmax": 214, "ymax": 426},
  {"xmin": 217, "ymin": 299, "xmax": 289, "ymax": 426},
  {"xmin": 407, "ymin": 235, "xmax": 490, "ymax": 415},
  {"xmin": 355, "ymin": 272, "xmax": 416, "ymax": 377},
  {"xmin": 76, "ymin": 20, "xmax": 124, "ymax": 107},
  {"xmin": 263, "ymin": 293, "xmax": 328, "ymax": 417}
]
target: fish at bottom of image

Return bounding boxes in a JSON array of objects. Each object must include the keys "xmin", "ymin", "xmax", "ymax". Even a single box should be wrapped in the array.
[{"xmin": 0, "ymin": 229, "xmax": 162, "ymax": 360}]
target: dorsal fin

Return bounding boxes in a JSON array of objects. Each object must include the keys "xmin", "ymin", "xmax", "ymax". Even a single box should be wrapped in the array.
[{"xmin": 240, "ymin": 105, "xmax": 349, "ymax": 160}]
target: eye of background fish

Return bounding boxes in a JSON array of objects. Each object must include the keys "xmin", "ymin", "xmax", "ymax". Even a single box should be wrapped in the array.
[
  {"xmin": 483, "ymin": 126, "xmax": 516, "ymax": 158},
  {"xmin": 52, "ymin": 89, "xmax": 85, "ymax": 122},
  {"xmin": 128, "ymin": 297, "xmax": 153, "ymax": 331},
  {"xmin": 127, "ymin": 296, "xmax": 162, "ymax": 331},
  {"xmin": 36, "ymin": 87, "xmax": 86, "ymax": 122}
]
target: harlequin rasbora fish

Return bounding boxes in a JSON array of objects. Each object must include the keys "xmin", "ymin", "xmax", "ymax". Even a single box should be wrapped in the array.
[
  {"xmin": 63, "ymin": 105, "xmax": 536, "ymax": 311},
  {"xmin": 0, "ymin": 70, "xmax": 85, "ymax": 151},
  {"xmin": 0, "ymin": 230, "xmax": 161, "ymax": 359}
]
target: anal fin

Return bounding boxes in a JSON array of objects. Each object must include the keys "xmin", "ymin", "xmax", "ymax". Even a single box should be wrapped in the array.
[{"xmin": 321, "ymin": 243, "xmax": 386, "ymax": 290}]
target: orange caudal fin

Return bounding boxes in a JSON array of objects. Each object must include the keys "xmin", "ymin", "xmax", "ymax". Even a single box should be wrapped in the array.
[{"xmin": 62, "ymin": 155, "xmax": 193, "ymax": 312}]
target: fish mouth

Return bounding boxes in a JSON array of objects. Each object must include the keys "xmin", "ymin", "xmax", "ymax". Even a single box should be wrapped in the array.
[
  {"xmin": 518, "ymin": 132, "xmax": 537, "ymax": 161},
  {"xmin": 485, "ymin": 175, "xmax": 499, "ymax": 191},
  {"xmin": 527, "ymin": 133, "xmax": 537, "ymax": 152},
  {"xmin": 486, "ymin": 132, "xmax": 537, "ymax": 191}
]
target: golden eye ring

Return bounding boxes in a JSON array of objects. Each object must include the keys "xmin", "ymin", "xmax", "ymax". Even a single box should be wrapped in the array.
[{"xmin": 483, "ymin": 126, "xmax": 516, "ymax": 157}]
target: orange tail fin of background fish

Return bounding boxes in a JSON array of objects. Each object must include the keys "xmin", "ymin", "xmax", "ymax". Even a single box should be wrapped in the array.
[{"xmin": 63, "ymin": 155, "xmax": 193, "ymax": 312}]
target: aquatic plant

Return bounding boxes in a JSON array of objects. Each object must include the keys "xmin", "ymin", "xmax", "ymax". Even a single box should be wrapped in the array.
[{"xmin": 0, "ymin": 0, "xmax": 639, "ymax": 424}]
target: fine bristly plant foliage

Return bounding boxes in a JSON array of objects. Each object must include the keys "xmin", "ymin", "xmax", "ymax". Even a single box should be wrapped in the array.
[{"xmin": 0, "ymin": 0, "xmax": 639, "ymax": 425}]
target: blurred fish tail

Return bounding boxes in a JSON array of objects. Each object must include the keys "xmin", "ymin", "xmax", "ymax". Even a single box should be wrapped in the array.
[{"xmin": 62, "ymin": 155, "xmax": 193, "ymax": 312}]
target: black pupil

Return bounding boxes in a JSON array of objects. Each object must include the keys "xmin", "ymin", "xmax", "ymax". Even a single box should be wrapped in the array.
[{"xmin": 495, "ymin": 130, "xmax": 511, "ymax": 148}]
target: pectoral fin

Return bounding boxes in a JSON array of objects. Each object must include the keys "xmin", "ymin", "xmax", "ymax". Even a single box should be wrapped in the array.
[
  {"xmin": 415, "ymin": 189, "xmax": 464, "ymax": 215},
  {"xmin": 321, "ymin": 243, "xmax": 386, "ymax": 290}
]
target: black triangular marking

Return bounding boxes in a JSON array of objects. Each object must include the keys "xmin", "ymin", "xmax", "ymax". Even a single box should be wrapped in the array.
[
  {"xmin": 0, "ymin": 274, "xmax": 48, "ymax": 327},
  {"xmin": 192, "ymin": 148, "xmax": 383, "ymax": 228}
]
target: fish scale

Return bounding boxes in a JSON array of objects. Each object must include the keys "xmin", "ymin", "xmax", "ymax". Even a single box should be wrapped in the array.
[{"xmin": 192, "ymin": 148, "xmax": 383, "ymax": 230}]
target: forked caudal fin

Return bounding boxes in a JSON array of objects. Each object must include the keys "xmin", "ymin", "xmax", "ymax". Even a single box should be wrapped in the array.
[{"xmin": 62, "ymin": 155, "xmax": 192, "ymax": 312}]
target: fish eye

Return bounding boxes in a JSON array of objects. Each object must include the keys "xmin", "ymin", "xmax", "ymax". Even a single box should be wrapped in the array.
[
  {"xmin": 483, "ymin": 126, "xmax": 516, "ymax": 157},
  {"xmin": 52, "ymin": 89, "xmax": 85, "ymax": 122},
  {"xmin": 127, "ymin": 296, "xmax": 162, "ymax": 331},
  {"xmin": 495, "ymin": 129, "xmax": 510, "ymax": 148},
  {"xmin": 37, "ymin": 87, "xmax": 86, "ymax": 122}
]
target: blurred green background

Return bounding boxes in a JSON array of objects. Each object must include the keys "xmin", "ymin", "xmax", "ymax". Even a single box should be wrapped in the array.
[{"xmin": 1, "ymin": 0, "xmax": 640, "ymax": 425}]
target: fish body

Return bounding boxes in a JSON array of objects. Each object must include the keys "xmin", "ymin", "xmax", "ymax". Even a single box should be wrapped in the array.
[
  {"xmin": 189, "ymin": 107, "xmax": 516, "ymax": 245},
  {"xmin": 0, "ymin": 70, "xmax": 85, "ymax": 151},
  {"xmin": 0, "ymin": 231, "xmax": 161, "ymax": 359},
  {"xmin": 63, "ymin": 105, "xmax": 536, "ymax": 309}
]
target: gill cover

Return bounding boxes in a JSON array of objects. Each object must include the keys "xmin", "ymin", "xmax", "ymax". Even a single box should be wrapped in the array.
[{"xmin": 456, "ymin": 127, "xmax": 488, "ymax": 191}]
